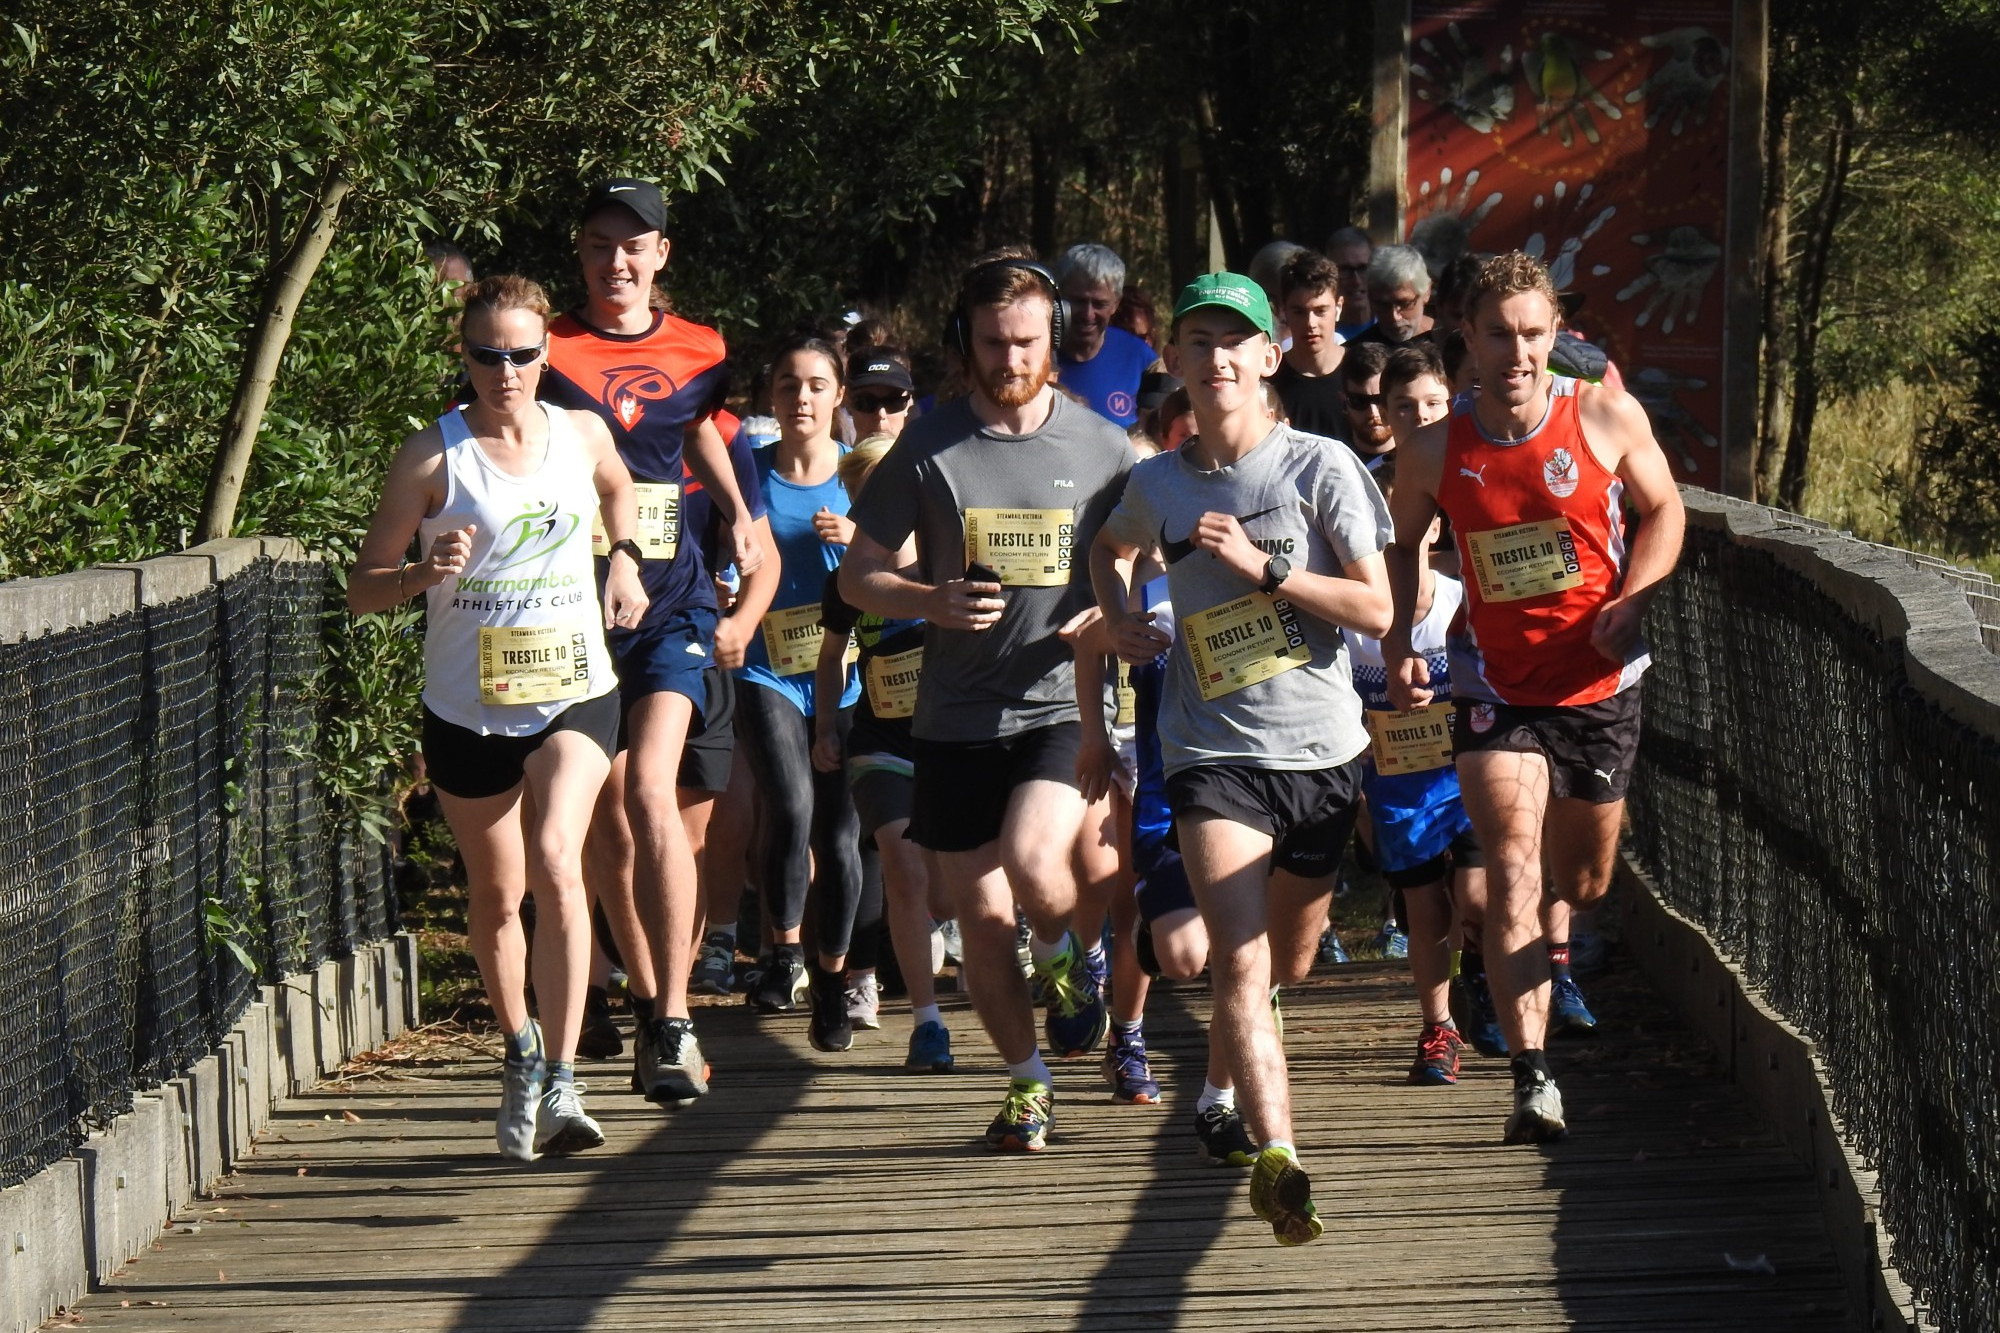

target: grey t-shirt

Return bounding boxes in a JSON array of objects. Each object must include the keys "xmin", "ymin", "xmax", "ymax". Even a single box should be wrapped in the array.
[
  {"xmin": 1102, "ymin": 424, "xmax": 1392, "ymax": 775},
  {"xmin": 850, "ymin": 393, "xmax": 1132, "ymax": 742}
]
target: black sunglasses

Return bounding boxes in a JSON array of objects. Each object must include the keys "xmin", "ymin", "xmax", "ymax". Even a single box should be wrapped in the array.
[
  {"xmin": 1345, "ymin": 391, "xmax": 1385, "ymax": 411},
  {"xmin": 467, "ymin": 341, "xmax": 546, "ymax": 368},
  {"xmin": 852, "ymin": 391, "xmax": 911, "ymax": 414}
]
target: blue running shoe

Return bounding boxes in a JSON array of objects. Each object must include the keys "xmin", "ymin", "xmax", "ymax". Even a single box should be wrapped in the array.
[
  {"xmin": 1550, "ymin": 975, "xmax": 1599, "ymax": 1035},
  {"xmin": 1102, "ymin": 1026, "xmax": 1160, "ymax": 1104},
  {"xmin": 1317, "ymin": 928, "xmax": 1350, "ymax": 967},
  {"xmin": 1037, "ymin": 935, "xmax": 1109, "ymax": 1058},
  {"xmin": 905, "ymin": 1020, "xmax": 955, "ymax": 1073},
  {"xmin": 1452, "ymin": 971, "xmax": 1509, "ymax": 1057},
  {"xmin": 986, "ymin": 1078, "xmax": 1053, "ymax": 1151},
  {"xmin": 1376, "ymin": 923, "xmax": 1409, "ymax": 960}
]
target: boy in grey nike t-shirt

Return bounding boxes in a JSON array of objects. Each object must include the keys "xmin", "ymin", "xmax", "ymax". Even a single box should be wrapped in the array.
[{"xmin": 1090, "ymin": 272, "xmax": 1392, "ymax": 1247}]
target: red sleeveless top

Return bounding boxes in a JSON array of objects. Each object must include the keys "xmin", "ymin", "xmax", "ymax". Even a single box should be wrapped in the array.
[{"xmin": 1434, "ymin": 378, "xmax": 1646, "ymax": 707}]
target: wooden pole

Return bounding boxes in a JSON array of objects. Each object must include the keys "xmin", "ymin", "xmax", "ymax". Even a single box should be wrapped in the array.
[{"xmin": 1721, "ymin": 0, "xmax": 1770, "ymax": 500}]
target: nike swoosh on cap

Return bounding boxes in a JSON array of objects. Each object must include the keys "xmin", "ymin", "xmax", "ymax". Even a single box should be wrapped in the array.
[
  {"xmin": 609, "ymin": 185, "xmax": 637, "ymax": 193},
  {"xmin": 1159, "ymin": 503, "xmax": 1288, "ymax": 566}
]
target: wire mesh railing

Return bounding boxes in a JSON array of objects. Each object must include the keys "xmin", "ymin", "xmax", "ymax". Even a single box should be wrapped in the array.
[
  {"xmin": 0, "ymin": 551, "xmax": 397, "ymax": 1190},
  {"xmin": 1629, "ymin": 489, "xmax": 2000, "ymax": 1333}
]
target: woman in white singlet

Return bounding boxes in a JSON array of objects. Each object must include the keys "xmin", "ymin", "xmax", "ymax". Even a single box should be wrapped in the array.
[{"xmin": 349, "ymin": 274, "xmax": 648, "ymax": 1162}]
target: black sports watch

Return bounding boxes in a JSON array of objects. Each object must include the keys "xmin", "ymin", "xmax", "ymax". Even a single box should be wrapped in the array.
[
  {"xmin": 1258, "ymin": 554, "xmax": 1291, "ymax": 595},
  {"xmin": 608, "ymin": 538, "xmax": 645, "ymax": 566}
]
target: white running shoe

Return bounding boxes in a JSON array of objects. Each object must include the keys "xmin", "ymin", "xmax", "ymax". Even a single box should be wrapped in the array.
[
  {"xmin": 845, "ymin": 972, "xmax": 882, "ymax": 1030},
  {"xmin": 496, "ymin": 1057, "xmax": 545, "ymax": 1161},
  {"xmin": 1503, "ymin": 1068, "xmax": 1568, "ymax": 1144},
  {"xmin": 534, "ymin": 1082, "xmax": 605, "ymax": 1156}
]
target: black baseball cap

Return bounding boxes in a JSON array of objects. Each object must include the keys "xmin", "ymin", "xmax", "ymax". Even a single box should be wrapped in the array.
[
  {"xmin": 846, "ymin": 349, "xmax": 915, "ymax": 394},
  {"xmin": 1137, "ymin": 371, "xmax": 1183, "ymax": 412},
  {"xmin": 580, "ymin": 178, "xmax": 667, "ymax": 234}
]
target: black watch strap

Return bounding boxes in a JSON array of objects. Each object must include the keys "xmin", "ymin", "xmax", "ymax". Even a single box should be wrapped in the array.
[
  {"xmin": 608, "ymin": 538, "xmax": 645, "ymax": 565},
  {"xmin": 1259, "ymin": 555, "xmax": 1290, "ymax": 595}
]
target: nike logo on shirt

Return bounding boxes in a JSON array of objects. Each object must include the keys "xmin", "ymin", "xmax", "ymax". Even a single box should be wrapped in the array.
[{"xmin": 1160, "ymin": 503, "xmax": 1287, "ymax": 565}]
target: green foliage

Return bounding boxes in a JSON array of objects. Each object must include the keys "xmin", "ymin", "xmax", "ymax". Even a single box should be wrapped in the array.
[{"xmin": 1899, "ymin": 324, "xmax": 2000, "ymax": 559}]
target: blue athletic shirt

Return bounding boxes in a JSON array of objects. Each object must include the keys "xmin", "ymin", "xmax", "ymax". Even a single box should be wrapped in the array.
[
  {"xmin": 1343, "ymin": 575, "xmax": 1474, "ymax": 873},
  {"xmin": 734, "ymin": 444, "xmax": 861, "ymax": 715},
  {"xmin": 1058, "ymin": 326, "xmax": 1156, "ymax": 428}
]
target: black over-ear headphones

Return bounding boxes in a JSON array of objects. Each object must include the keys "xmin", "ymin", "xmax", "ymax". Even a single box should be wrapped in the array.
[{"xmin": 945, "ymin": 259, "xmax": 1069, "ymax": 360}]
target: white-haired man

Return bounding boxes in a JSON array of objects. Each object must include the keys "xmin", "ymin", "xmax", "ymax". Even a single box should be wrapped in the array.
[{"xmin": 1056, "ymin": 243, "xmax": 1160, "ymax": 429}]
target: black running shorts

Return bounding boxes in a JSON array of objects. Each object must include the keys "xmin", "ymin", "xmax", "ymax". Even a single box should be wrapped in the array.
[
  {"xmin": 1164, "ymin": 759, "xmax": 1365, "ymax": 879},
  {"xmin": 908, "ymin": 722, "xmax": 1081, "ymax": 853},
  {"xmin": 422, "ymin": 691, "xmax": 621, "ymax": 801},
  {"xmin": 1452, "ymin": 685, "xmax": 1642, "ymax": 804}
]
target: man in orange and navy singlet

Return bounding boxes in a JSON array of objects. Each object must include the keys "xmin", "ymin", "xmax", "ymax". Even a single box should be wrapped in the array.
[
  {"xmin": 1383, "ymin": 251, "xmax": 1685, "ymax": 1146},
  {"xmin": 540, "ymin": 178, "xmax": 761, "ymax": 1110}
]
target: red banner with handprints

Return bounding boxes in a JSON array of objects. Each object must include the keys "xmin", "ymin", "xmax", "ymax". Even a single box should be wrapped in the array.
[{"xmin": 1404, "ymin": 0, "xmax": 1734, "ymax": 487}]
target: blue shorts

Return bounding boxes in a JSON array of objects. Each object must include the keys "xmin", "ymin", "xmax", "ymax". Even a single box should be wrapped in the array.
[{"xmin": 610, "ymin": 605, "xmax": 716, "ymax": 715}]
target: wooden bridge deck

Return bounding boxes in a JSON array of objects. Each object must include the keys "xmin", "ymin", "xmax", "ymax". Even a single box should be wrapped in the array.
[{"xmin": 65, "ymin": 963, "xmax": 1852, "ymax": 1332}]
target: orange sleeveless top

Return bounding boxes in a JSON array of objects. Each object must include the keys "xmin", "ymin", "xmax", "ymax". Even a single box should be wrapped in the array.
[{"xmin": 1434, "ymin": 378, "xmax": 1647, "ymax": 707}]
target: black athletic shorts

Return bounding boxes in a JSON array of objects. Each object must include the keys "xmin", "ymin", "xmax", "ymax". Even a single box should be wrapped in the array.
[
  {"xmin": 422, "ymin": 691, "xmax": 621, "ymax": 801},
  {"xmin": 1452, "ymin": 685, "xmax": 1642, "ymax": 805},
  {"xmin": 673, "ymin": 665, "xmax": 736, "ymax": 794},
  {"xmin": 908, "ymin": 722, "xmax": 1081, "ymax": 853},
  {"xmin": 1384, "ymin": 827, "xmax": 1484, "ymax": 890},
  {"xmin": 1164, "ymin": 759, "xmax": 1364, "ymax": 879},
  {"xmin": 849, "ymin": 763, "xmax": 914, "ymax": 840}
]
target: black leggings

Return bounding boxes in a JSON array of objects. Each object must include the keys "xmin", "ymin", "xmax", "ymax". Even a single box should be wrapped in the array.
[{"xmin": 735, "ymin": 681, "xmax": 865, "ymax": 960}]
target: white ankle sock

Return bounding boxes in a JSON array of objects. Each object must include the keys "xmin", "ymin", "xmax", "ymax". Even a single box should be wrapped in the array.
[
  {"xmin": 912, "ymin": 1003, "xmax": 943, "ymax": 1028},
  {"xmin": 1007, "ymin": 1053, "xmax": 1053, "ymax": 1085},
  {"xmin": 1196, "ymin": 1080, "xmax": 1235, "ymax": 1113},
  {"xmin": 1028, "ymin": 930, "xmax": 1071, "ymax": 968}
]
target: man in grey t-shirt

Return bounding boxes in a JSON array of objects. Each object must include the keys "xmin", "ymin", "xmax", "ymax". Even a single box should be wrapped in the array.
[
  {"xmin": 1091, "ymin": 272, "xmax": 1392, "ymax": 1246},
  {"xmin": 841, "ymin": 248, "xmax": 1132, "ymax": 1154}
]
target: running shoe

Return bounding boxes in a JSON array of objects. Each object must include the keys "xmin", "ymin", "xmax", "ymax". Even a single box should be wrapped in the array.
[
  {"xmin": 845, "ymin": 972, "xmax": 882, "ymax": 1031},
  {"xmin": 985, "ymin": 1077, "xmax": 1053, "ymax": 1152},
  {"xmin": 1102, "ymin": 1026, "xmax": 1160, "ymax": 1104},
  {"xmin": 690, "ymin": 933, "xmax": 736, "ymax": 996},
  {"xmin": 938, "ymin": 917, "xmax": 964, "ymax": 966},
  {"xmin": 735, "ymin": 952, "xmax": 767, "ymax": 995},
  {"xmin": 1407, "ymin": 1022, "xmax": 1464, "ymax": 1086},
  {"xmin": 1549, "ymin": 975, "xmax": 1599, "ymax": 1035},
  {"xmin": 1503, "ymin": 1059, "xmax": 1568, "ymax": 1144},
  {"xmin": 534, "ymin": 1082, "xmax": 605, "ymax": 1155},
  {"xmin": 906, "ymin": 1020, "xmax": 955, "ymax": 1073},
  {"xmin": 496, "ymin": 1054, "xmax": 545, "ymax": 1161},
  {"xmin": 1082, "ymin": 941, "xmax": 1110, "ymax": 1001},
  {"xmin": 1376, "ymin": 923, "xmax": 1409, "ymax": 960},
  {"xmin": 808, "ymin": 964, "xmax": 854, "ymax": 1053},
  {"xmin": 1316, "ymin": 927, "xmax": 1350, "ymax": 967},
  {"xmin": 1036, "ymin": 936, "xmax": 1109, "ymax": 1057},
  {"xmin": 577, "ymin": 985, "xmax": 623, "ymax": 1060},
  {"xmin": 1248, "ymin": 1146, "xmax": 1323, "ymax": 1246},
  {"xmin": 1451, "ymin": 971, "xmax": 1509, "ymax": 1057},
  {"xmin": 634, "ymin": 1016, "xmax": 710, "ymax": 1107},
  {"xmin": 1194, "ymin": 1103, "xmax": 1257, "ymax": 1167},
  {"xmin": 750, "ymin": 945, "xmax": 809, "ymax": 1013}
]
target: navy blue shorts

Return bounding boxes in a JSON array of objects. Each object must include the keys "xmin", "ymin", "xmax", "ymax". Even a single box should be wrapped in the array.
[{"xmin": 611, "ymin": 604, "xmax": 716, "ymax": 714}]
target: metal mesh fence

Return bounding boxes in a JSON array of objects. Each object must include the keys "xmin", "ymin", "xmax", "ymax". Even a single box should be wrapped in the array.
[
  {"xmin": 1630, "ymin": 516, "xmax": 2000, "ymax": 1333},
  {"xmin": 0, "ymin": 555, "xmax": 395, "ymax": 1190}
]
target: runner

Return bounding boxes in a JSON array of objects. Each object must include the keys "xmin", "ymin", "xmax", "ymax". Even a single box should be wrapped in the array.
[
  {"xmin": 1383, "ymin": 250, "xmax": 1685, "ymax": 1144},
  {"xmin": 841, "ymin": 247, "xmax": 1132, "ymax": 1151},
  {"xmin": 847, "ymin": 345, "xmax": 918, "ymax": 442},
  {"xmin": 734, "ymin": 336, "xmax": 868, "ymax": 1054},
  {"xmin": 815, "ymin": 433, "xmax": 955, "ymax": 1072},
  {"xmin": 540, "ymin": 179, "xmax": 760, "ymax": 1108},
  {"xmin": 1325, "ymin": 225, "xmax": 1375, "ymax": 341},
  {"xmin": 1339, "ymin": 341, "xmax": 1395, "ymax": 466},
  {"xmin": 1055, "ymin": 243, "xmax": 1160, "ymax": 429},
  {"xmin": 1270, "ymin": 250, "xmax": 1350, "ymax": 441},
  {"xmin": 1092, "ymin": 271, "xmax": 1393, "ymax": 1245},
  {"xmin": 349, "ymin": 274, "xmax": 646, "ymax": 1159}
]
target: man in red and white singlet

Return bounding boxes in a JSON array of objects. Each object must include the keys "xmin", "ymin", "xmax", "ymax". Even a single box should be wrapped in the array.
[{"xmin": 1384, "ymin": 252, "xmax": 1684, "ymax": 1145}]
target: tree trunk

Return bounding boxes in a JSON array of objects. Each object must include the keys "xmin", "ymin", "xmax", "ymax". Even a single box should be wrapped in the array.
[
  {"xmin": 1193, "ymin": 88, "xmax": 1243, "ymax": 270},
  {"xmin": 196, "ymin": 162, "xmax": 354, "ymax": 544},
  {"xmin": 1754, "ymin": 97, "xmax": 1792, "ymax": 503},
  {"xmin": 1028, "ymin": 131, "xmax": 1057, "ymax": 261},
  {"xmin": 1776, "ymin": 100, "xmax": 1855, "ymax": 512}
]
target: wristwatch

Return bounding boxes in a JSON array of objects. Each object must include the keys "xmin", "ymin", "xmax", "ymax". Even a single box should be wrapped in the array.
[
  {"xmin": 1258, "ymin": 554, "xmax": 1291, "ymax": 595},
  {"xmin": 608, "ymin": 538, "xmax": 645, "ymax": 565}
]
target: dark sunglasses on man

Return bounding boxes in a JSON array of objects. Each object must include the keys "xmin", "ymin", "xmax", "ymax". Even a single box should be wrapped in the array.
[
  {"xmin": 1345, "ymin": 390, "xmax": 1384, "ymax": 412},
  {"xmin": 467, "ymin": 341, "xmax": 546, "ymax": 368},
  {"xmin": 852, "ymin": 390, "xmax": 911, "ymax": 415}
]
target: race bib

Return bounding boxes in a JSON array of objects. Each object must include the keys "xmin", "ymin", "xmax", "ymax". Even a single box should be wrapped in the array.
[
  {"xmin": 962, "ymin": 507, "xmax": 1074, "ymax": 587},
  {"xmin": 864, "ymin": 646, "xmax": 924, "ymax": 719},
  {"xmin": 1113, "ymin": 660, "xmax": 1136, "ymax": 727},
  {"xmin": 1183, "ymin": 592, "xmax": 1312, "ymax": 702},
  {"xmin": 590, "ymin": 482, "xmax": 681, "ymax": 559},
  {"xmin": 1365, "ymin": 706, "xmax": 1455, "ymax": 775},
  {"xmin": 761, "ymin": 602, "xmax": 830, "ymax": 676},
  {"xmin": 1465, "ymin": 519, "xmax": 1584, "ymax": 604},
  {"xmin": 478, "ymin": 623, "xmax": 592, "ymax": 706}
]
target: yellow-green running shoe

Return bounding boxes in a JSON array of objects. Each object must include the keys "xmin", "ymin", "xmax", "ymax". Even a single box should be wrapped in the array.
[
  {"xmin": 1248, "ymin": 1145, "xmax": 1323, "ymax": 1245},
  {"xmin": 985, "ymin": 1078, "xmax": 1054, "ymax": 1152}
]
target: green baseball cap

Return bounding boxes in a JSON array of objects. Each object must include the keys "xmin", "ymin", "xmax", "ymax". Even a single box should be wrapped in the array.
[{"xmin": 1172, "ymin": 271, "xmax": 1277, "ymax": 339}]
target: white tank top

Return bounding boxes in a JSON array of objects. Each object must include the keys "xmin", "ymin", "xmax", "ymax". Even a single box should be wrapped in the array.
[{"xmin": 419, "ymin": 403, "xmax": 615, "ymax": 736}]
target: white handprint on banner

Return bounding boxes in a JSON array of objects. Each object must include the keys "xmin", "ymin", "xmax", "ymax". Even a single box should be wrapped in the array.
[
  {"xmin": 1624, "ymin": 27, "xmax": 1730, "ymax": 135},
  {"xmin": 1626, "ymin": 367, "xmax": 1719, "ymax": 474},
  {"xmin": 1407, "ymin": 166, "xmax": 1505, "ymax": 268},
  {"xmin": 1411, "ymin": 23, "xmax": 1517, "ymax": 135},
  {"xmin": 1522, "ymin": 31, "xmax": 1623, "ymax": 149},
  {"xmin": 1616, "ymin": 225, "xmax": 1722, "ymax": 334},
  {"xmin": 1523, "ymin": 180, "xmax": 1617, "ymax": 292}
]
